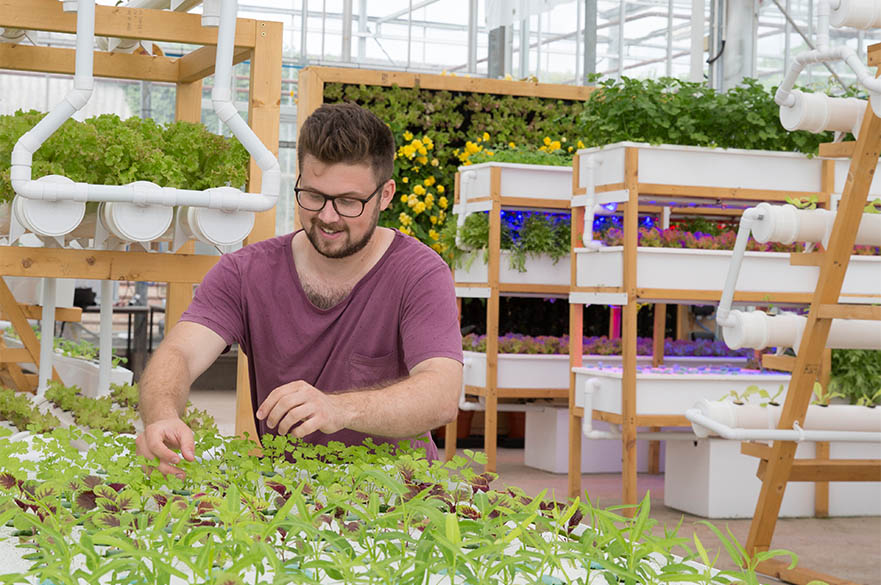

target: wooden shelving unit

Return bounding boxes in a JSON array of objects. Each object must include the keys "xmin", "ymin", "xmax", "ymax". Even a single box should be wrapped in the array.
[
  {"xmin": 566, "ymin": 144, "xmax": 847, "ymax": 509},
  {"xmin": 0, "ymin": 1, "xmax": 281, "ymax": 429}
]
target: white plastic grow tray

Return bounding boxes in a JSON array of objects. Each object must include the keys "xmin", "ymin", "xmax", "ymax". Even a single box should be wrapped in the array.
[
  {"xmin": 455, "ymin": 161, "xmax": 573, "ymax": 208},
  {"xmin": 577, "ymin": 141, "xmax": 824, "ymax": 194},
  {"xmin": 575, "ymin": 246, "xmax": 881, "ymax": 301},
  {"xmin": 454, "ymin": 251, "xmax": 570, "ymax": 288},
  {"xmin": 2, "ymin": 335, "xmax": 133, "ymax": 398},
  {"xmin": 573, "ymin": 365, "xmax": 791, "ymax": 415},
  {"xmin": 665, "ymin": 437, "xmax": 881, "ymax": 518},
  {"xmin": 464, "ymin": 351, "xmax": 748, "ymax": 390}
]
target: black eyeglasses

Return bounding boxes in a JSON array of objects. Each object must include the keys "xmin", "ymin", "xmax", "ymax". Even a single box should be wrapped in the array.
[{"xmin": 294, "ymin": 175, "xmax": 385, "ymax": 218}]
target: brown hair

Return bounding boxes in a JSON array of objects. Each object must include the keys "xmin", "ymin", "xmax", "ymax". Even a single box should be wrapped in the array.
[{"xmin": 297, "ymin": 103, "xmax": 395, "ymax": 183}]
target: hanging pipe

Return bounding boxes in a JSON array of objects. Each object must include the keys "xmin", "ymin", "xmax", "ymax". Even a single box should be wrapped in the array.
[
  {"xmin": 580, "ymin": 377, "xmax": 694, "ymax": 440},
  {"xmin": 715, "ymin": 207, "xmax": 762, "ymax": 328},
  {"xmin": 0, "ymin": 28, "xmax": 26, "ymax": 44},
  {"xmin": 37, "ymin": 278, "xmax": 57, "ymax": 397},
  {"xmin": 775, "ymin": 0, "xmax": 881, "ymax": 120},
  {"xmin": 11, "ymin": 0, "xmax": 280, "ymax": 216},
  {"xmin": 455, "ymin": 171, "xmax": 476, "ymax": 250},
  {"xmin": 686, "ymin": 400, "xmax": 881, "ymax": 443},
  {"xmin": 96, "ymin": 280, "xmax": 114, "ymax": 398}
]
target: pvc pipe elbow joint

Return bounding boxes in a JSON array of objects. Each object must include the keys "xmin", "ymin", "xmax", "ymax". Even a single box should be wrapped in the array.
[
  {"xmin": 65, "ymin": 86, "xmax": 93, "ymax": 111},
  {"xmin": 212, "ymin": 99, "xmax": 237, "ymax": 123}
]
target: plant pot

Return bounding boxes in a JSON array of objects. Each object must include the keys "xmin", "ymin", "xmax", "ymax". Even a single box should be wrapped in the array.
[
  {"xmin": 575, "ymin": 246, "xmax": 881, "ymax": 301},
  {"xmin": 454, "ymin": 251, "xmax": 570, "ymax": 288},
  {"xmin": 456, "ymin": 161, "xmax": 573, "ymax": 204}
]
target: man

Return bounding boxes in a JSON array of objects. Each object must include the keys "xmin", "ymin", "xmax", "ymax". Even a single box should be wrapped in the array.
[{"xmin": 135, "ymin": 103, "xmax": 463, "ymax": 478}]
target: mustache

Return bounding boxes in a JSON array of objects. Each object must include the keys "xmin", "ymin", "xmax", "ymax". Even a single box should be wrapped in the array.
[{"xmin": 311, "ymin": 218, "xmax": 347, "ymax": 232}]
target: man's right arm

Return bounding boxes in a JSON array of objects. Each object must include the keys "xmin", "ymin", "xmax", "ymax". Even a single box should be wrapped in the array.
[{"xmin": 136, "ymin": 321, "xmax": 228, "ymax": 477}]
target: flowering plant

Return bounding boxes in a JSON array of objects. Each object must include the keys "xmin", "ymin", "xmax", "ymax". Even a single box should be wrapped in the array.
[{"xmin": 463, "ymin": 333, "xmax": 752, "ymax": 357}]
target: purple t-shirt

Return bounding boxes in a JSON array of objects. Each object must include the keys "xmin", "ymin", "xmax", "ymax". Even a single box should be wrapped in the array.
[{"xmin": 180, "ymin": 229, "xmax": 463, "ymax": 460}]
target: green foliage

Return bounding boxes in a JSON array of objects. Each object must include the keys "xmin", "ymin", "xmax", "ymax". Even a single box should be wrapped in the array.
[
  {"xmin": 830, "ymin": 349, "xmax": 881, "ymax": 405},
  {"xmin": 45, "ymin": 381, "xmax": 138, "ymax": 434},
  {"xmin": 443, "ymin": 212, "xmax": 570, "ymax": 271},
  {"xmin": 0, "ymin": 110, "xmax": 250, "ymax": 204},
  {"xmin": 0, "ymin": 386, "xmax": 61, "ymax": 433},
  {"xmin": 578, "ymin": 77, "xmax": 831, "ymax": 153},
  {"xmin": 0, "ymin": 430, "xmax": 800, "ymax": 584}
]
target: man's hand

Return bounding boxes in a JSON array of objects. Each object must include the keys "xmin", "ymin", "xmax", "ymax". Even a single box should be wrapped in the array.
[
  {"xmin": 135, "ymin": 418, "xmax": 196, "ymax": 479},
  {"xmin": 256, "ymin": 381, "xmax": 350, "ymax": 438}
]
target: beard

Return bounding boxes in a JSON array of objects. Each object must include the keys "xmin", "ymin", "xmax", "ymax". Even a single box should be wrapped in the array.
[{"xmin": 304, "ymin": 202, "xmax": 381, "ymax": 259}]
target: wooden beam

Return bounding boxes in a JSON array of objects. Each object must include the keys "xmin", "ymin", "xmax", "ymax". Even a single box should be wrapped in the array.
[
  {"xmin": 593, "ymin": 410, "xmax": 689, "ymax": 427},
  {"xmin": 756, "ymin": 458, "xmax": 881, "ymax": 482},
  {"xmin": 869, "ymin": 43, "xmax": 880, "ymax": 67},
  {"xmin": 0, "ymin": 44, "xmax": 179, "ymax": 82},
  {"xmin": 498, "ymin": 197, "xmax": 571, "ymax": 209},
  {"xmin": 819, "ymin": 141, "xmax": 857, "ymax": 158},
  {"xmin": 637, "ymin": 183, "xmax": 826, "ymax": 203},
  {"xmin": 0, "ymin": 305, "xmax": 81, "ymax": 322},
  {"xmin": 621, "ymin": 147, "xmax": 640, "ymax": 514},
  {"xmin": 0, "ymin": 279, "xmax": 60, "ymax": 386},
  {"xmin": 0, "ymin": 348, "xmax": 33, "ymax": 363},
  {"xmin": 817, "ymin": 303, "xmax": 881, "ymax": 320},
  {"xmin": 815, "ymin": 441, "xmax": 830, "ymax": 518},
  {"xmin": 761, "ymin": 354, "xmax": 795, "ymax": 372},
  {"xmin": 498, "ymin": 283, "xmax": 569, "ymax": 295},
  {"xmin": 0, "ymin": 0, "xmax": 258, "ymax": 47},
  {"xmin": 178, "ymin": 44, "xmax": 250, "ymax": 84},
  {"xmin": 0, "ymin": 246, "xmax": 217, "ymax": 283},
  {"xmin": 789, "ymin": 252, "xmax": 823, "ymax": 266},
  {"xmin": 309, "ymin": 66, "xmax": 595, "ymax": 101},
  {"xmin": 746, "ymin": 100, "xmax": 881, "ymax": 558},
  {"xmin": 757, "ymin": 558, "xmax": 862, "ymax": 585},
  {"xmin": 741, "ymin": 441, "xmax": 771, "ymax": 459}
]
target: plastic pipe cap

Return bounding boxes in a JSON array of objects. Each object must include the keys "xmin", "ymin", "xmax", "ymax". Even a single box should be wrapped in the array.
[
  {"xmin": 101, "ymin": 201, "xmax": 174, "ymax": 243},
  {"xmin": 13, "ymin": 176, "xmax": 85, "ymax": 237},
  {"xmin": 186, "ymin": 206, "xmax": 255, "ymax": 247}
]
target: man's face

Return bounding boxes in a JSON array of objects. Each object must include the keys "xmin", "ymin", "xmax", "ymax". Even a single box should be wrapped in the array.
[{"xmin": 297, "ymin": 156, "xmax": 394, "ymax": 259}]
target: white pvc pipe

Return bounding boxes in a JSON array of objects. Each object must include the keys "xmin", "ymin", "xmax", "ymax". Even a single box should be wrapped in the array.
[
  {"xmin": 822, "ymin": 211, "xmax": 881, "ymax": 249},
  {"xmin": 778, "ymin": 91, "xmax": 866, "ymax": 137},
  {"xmin": 750, "ymin": 203, "xmax": 829, "ymax": 245},
  {"xmin": 830, "ymin": 0, "xmax": 881, "ymax": 29},
  {"xmin": 693, "ymin": 399, "xmax": 881, "ymax": 436},
  {"xmin": 580, "ymin": 378, "xmax": 695, "ymax": 440},
  {"xmin": 455, "ymin": 171, "xmax": 475, "ymax": 250},
  {"xmin": 582, "ymin": 157, "xmax": 597, "ymax": 246},
  {"xmin": 687, "ymin": 401, "xmax": 881, "ymax": 443},
  {"xmin": 0, "ymin": 28, "xmax": 26, "ymax": 44},
  {"xmin": 96, "ymin": 280, "xmax": 113, "ymax": 398},
  {"xmin": 715, "ymin": 207, "xmax": 761, "ymax": 327},
  {"xmin": 722, "ymin": 310, "xmax": 881, "ymax": 353},
  {"xmin": 37, "ymin": 278, "xmax": 57, "ymax": 397},
  {"xmin": 12, "ymin": 0, "xmax": 280, "ymax": 220}
]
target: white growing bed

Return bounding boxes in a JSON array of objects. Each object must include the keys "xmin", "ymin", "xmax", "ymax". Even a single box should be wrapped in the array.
[{"xmin": 574, "ymin": 247, "xmax": 881, "ymax": 302}]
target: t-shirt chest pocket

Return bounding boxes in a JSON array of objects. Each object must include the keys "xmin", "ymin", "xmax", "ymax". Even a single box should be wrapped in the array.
[{"xmin": 349, "ymin": 351, "xmax": 399, "ymax": 387}]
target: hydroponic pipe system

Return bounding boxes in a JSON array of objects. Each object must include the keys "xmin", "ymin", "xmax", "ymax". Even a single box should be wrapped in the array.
[
  {"xmin": 775, "ymin": 0, "xmax": 881, "ymax": 129},
  {"xmin": 12, "ymin": 0, "xmax": 281, "ymax": 394},
  {"xmin": 715, "ymin": 203, "xmax": 881, "ymax": 354}
]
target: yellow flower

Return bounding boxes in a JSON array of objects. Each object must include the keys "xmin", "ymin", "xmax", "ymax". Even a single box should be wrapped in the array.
[
  {"xmin": 403, "ymin": 131, "xmax": 413, "ymax": 141},
  {"xmin": 414, "ymin": 202, "xmax": 426, "ymax": 215},
  {"xmin": 425, "ymin": 193, "xmax": 434, "ymax": 203},
  {"xmin": 430, "ymin": 215, "xmax": 438, "ymax": 225},
  {"xmin": 508, "ymin": 142, "xmax": 516, "ymax": 149},
  {"xmin": 577, "ymin": 139, "xmax": 585, "ymax": 149},
  {"xmin": 413, "ymin": 184, "xmax": 426, "ymax": 196},
  {"xmin": 424, "ymin": 176, "xmax": 436, "ymax": 186},
  {"xmin": 402, "ymin": 144, "xmax": 416, "ymax": 158},
  {"xmin": 431, "ymin": 158, "xmax": 439, "ymax": 167},
  {"xmin": 417, "ymin": 156, "xmax": 428, "ymax": 165},
  {"xmin": 549, "ymin": 140, "xmax": 561, "ymax": 151},
  {"xmin": 437, "ymin": 185, "xmax": 445, "ymax": 194},
  {"xmin": 568, "ymin": 146, "xmax": 573, "ymax": 152},
  {"xmin": 408, "ymin": 199, "xmax": 417, "ymax": 208},
  {"xmin": 561, "ymin": 136, "xmax": 567, "ymax": 143},
  {"xmin": 486, "ymin": 150, "xmax": 494, "ymax": 156},
  {"xmin": 438, "ymin": 196, "xmax": 448, "ymax": 209},
  {"xmin": 465, "ymin": 141, "xmax": 481, "ymax": 154},
  {"xmin": 401, "ymin": 176, "xmax": 409, "ymax": 184},
  {"xmin": 400, "ymin": 194, "xmax": 408, "ymax": 203},
  {"xmin": 408, "ymin": 194, "xmax": 418, "ymax": 202},
  {"xmin": 539, "ymin": 145, "xmax": 548, "ymax": 152},
  {"xmin": 543, "ymin": 137, "xmax": 551, "ymax": 146},
  {"xmin": 429, "ymin": 229, "xmax": 439, "ymax": 241},
  {"xmin": 482, "ymin": 132, "xmax": 490, "ymax": 142},
  {"xmin": 398, "ymin": 212, "xmax": 412, "ymax": 226},
  {"xmin": 423, "ymin": 137, "xmax": 434, "ymax": 149}
]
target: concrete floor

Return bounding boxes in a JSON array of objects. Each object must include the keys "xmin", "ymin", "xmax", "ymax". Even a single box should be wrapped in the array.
[{"xmin": 189, "ymin": 388, "xmax": 881, "ymax": 585}]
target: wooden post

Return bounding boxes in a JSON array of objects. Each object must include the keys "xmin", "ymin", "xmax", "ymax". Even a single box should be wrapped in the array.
[
  {"xmin": 568, "ymin": 169, "xmax": 586, "ymax": 499},
  {"xmin": 235, "ymin": 19, "xmax": 282, "ymax": 441},
  {"xmin": 651, "ymin": 303, "xmax": 666, "ymax": 367},
  {"xmin": 747, "ymin": 104, "xmax": 881, "ymax": 559},
  {"xmin": 444, "ymin": 295, "xmax": 463, "ymax": 461},
  {"xmin": 484, "ymin": 166, "xmax": 502, "ymax": 473},
  {"xmin": 621, "ymin": 147, "xmax": 640, "ymax": 514},
  {"xmin": 815, "ymin": 348, "xmax": 833, "ymax": 517}
]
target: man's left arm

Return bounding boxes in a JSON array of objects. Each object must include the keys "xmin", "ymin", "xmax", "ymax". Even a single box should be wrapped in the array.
[{"xmin": 256, "ymin": 356, "xmax": 462, "ymax": 438}]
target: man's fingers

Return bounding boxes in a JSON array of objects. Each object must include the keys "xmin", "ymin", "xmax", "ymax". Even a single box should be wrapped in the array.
[
  {"xmin": 264, "ymin": 391, "xmax": 307, "ymax": 430},
  {"xmin": 156, "ymin": 461, "xmax": 187, "ymax": 479},
  {"xmin": 146, "ymin": 429, "xmax": 184, "ymax": 465},
  {"xmin": 277, "ymin": 403, "xmax": 313, "ymax": 436},
  {"xmin": 256, "ymin": 385, "xmax": 290, "ymax": 421},
  {"xmin": 176, "ymin": 427, "xmax": 196, "ymax": 461},
  {"xmin": 292, "ymin": 415, "xmax": 321, "ymax": 439}
]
